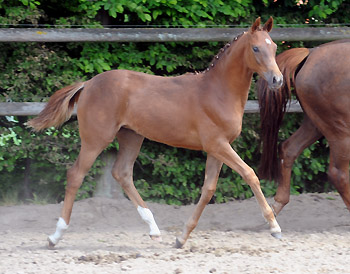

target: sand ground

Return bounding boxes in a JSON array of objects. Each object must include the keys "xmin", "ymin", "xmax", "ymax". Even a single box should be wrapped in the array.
[{"xmin": 1, "ymin": 192, "xmax": 350, "ymax": 274}]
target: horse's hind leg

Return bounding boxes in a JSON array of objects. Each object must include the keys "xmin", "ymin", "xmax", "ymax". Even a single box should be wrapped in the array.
[
  {"xmin": 328, "ymin": 139, "xmax": 350, "ymax": 211},
  {"xmin": 112, "ymin": 128, "xmax": 161, "ymax": 240},
  {"xmin": 48, "ymin": 140, "xmax": 109, "ymax": 248},
  {"xmin": 48, "ymin": 103, "xmax": 119, "ymax": 248},
  {"xmin": 273, "ymin": 115, "xmax": 322, "ymax": 215}
]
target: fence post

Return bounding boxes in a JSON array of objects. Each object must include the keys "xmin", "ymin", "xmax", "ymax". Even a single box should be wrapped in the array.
[{"xmin": 93, "ymin": 151, "xmax": 126, "ymax": 200}]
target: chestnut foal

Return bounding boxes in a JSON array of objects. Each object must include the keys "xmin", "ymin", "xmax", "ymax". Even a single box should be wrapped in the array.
[{"xmin": 29, "ymin": 17, "xmax": 283, "ymax": 248}]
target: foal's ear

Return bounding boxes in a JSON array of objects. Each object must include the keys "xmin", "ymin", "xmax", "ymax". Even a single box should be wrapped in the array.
[
  {"xmin": 251, "ymin": 17, "xmax": 261, "ymax": 33},
  {"xmin": 263, "ymin": 17, "xmax": 273, "ymax": 32}
]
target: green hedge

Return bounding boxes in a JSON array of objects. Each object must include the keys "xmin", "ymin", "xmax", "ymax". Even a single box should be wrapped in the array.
[{"xmin": 0, "ymin": 0, "xmax": 347, "ymax": 204}]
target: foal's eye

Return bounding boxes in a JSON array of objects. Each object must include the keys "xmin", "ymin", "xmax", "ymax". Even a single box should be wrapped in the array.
[{"xmin": 253, "ymin": 46, "xmax": 259, "ymax": 53}]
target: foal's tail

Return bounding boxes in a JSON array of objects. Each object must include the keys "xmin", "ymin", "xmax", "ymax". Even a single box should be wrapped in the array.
[
  {"xmin": 27, "ymin": 82, "xmax": 85, "ymax": 131},
  {"xmin": 257, "ymin": 48, "xmax": 309, "ymax": 181}
]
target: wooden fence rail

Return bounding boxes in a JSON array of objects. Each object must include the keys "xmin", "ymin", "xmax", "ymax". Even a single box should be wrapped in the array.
[
  {"xmin": 1, "ymin": 27, "xmax": 350, "ymax": 42},
  {"xmin": 3, "ymin": 26, "xmax": 339, "ymax": 115},
  {"xmin": 0, "ymin": 100, "xmax": 302, "ymax": 116}
]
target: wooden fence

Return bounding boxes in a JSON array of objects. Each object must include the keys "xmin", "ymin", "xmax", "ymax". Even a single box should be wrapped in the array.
[
  {"xmin": 1, "ymin": 27, "xmax": 350, "ymax": 42},
  {"xmin": 0, "ymin": 100, "xmax": 302, "ymax": 116},
  {"xmin": 2, "ymin": 26, "xmax": 349, "ymax": 115}
]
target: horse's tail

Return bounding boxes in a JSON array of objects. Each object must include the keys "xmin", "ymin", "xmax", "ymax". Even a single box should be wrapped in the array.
[
  {"xmin": 27, "ymin": 82, "xmax": 85, "ymax": 131},
  {"xmin": 257, "ymin": 48, "xmax": 309, "ymax": 181}
]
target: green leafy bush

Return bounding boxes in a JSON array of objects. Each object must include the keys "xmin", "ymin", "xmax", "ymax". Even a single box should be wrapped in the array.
[{"xmin": 1, "ymin": 0, "xmax": 346, "ymax": 204}]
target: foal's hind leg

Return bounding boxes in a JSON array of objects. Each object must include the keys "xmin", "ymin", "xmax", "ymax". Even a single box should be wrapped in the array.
[
  {"xmin": 328, "ymin": 140, "xmax": 350, "ymax": 211},
  {"xmin": 112, "ymin": 128, "xmax": 161, "ymax": 240},
  {"xmin": 48, "ymin": 106, "xmax": 119, "ymax": 247},
  {"xmin": 48, "ymin": 140, "xmax": 110, "ymax": 247},
  {"xmin": 273, "ymin": 115, "xmax": 322, "ymax": 215}
]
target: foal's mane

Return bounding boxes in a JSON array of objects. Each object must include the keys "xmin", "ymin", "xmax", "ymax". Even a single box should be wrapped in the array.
[{"xmin": 202, "ymin": 32, "xmax": 245, "ymax": 74}]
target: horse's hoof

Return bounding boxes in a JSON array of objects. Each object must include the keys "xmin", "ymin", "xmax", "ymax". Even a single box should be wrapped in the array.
[
  {"xmin": 175, "ymin": 237, "xmax": 185, "ymax": 248},
  {"xmin": 47, "ymin": 237, "xmax": 56, "ymax": 249},
  {"xmin": 150, "ymin": 234, "xmax": 162, "ymax": 242},
  {"xmin": 271, "ymin": 232, "xmax": 282, "ymax": 239}
]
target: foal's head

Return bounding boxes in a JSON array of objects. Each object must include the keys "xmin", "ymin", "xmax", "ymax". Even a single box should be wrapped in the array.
[{"xmin": 245, "ymin": 17, "xmax": 283, "ymax": 90}]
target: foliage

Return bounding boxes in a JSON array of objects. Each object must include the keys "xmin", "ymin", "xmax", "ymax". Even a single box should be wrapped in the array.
[
  {"xmin": 255, "ymin": 0, "xmax": 347, "ymax": 25},
  {"xmin": 0, "ymin": 0, "xmax": 345, "ymax": 205},
  {"xmin": 75, "ymin": 0, "xmax": 252, "ymax": 26}
]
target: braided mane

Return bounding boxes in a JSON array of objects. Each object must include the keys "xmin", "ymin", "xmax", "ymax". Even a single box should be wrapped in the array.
[{"xmin": 202, "ymin": 32, "xmax": 245, "ymax": 73}]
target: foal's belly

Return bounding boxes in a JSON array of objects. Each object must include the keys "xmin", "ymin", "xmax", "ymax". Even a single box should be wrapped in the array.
[{"xmin": 126, "ymin": 121, "xmax": 203, "ymax": 151}]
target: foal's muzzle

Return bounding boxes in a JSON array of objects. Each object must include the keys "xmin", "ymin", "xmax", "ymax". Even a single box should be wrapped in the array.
[{"xmin": 267, "ymin": 73, "xmax": 283, "ymax": 90}]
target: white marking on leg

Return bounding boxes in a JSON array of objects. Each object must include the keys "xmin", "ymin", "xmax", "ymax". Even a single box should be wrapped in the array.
[
  {"xmin": 48, "ymin": 217, "xmax": 69, "ymax": 245},
  {"xmin": 137, "ymin": 206, "xmax": 161, "ymax": 236},
  {"xmin": 270, "ymin": 218, "xmax": 281, "ymax": 234},
  {"xmin": 265, "ymin": 38, "xmax": 272, "ymax": 45}
]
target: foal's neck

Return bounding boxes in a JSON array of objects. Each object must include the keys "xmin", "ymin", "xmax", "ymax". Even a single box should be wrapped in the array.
[{"xmin": 206, "ymin": 33, "xmax": 253, "ymax": 102}]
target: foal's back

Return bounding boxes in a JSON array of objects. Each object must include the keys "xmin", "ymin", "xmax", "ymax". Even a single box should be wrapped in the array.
[{"xmin": 77, "ymin": 69, "xmax": 212, "ymax": 150}]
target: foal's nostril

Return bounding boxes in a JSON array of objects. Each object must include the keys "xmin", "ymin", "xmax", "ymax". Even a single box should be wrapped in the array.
[
  {"xmin": 273, "ymin": 75, "xmax": 283, "ymax": 87},
  {"xmin": 273, "ymin": 76, "xmax": 277, "ymax": 84},
  {"xmin": 270, "ymin": 75, "xmax": 283, "ymax": 89}
]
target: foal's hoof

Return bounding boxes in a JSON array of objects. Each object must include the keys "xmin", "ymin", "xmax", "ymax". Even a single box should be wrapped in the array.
[
  {"xmin": 175, "ymin": 237, "xmax": 185, "ymax": 249},
  {"xmin": 150, "ymin": 234, "xmax": 162, "ymax": 242},
  {"xmin": 47, "ymin": 237, "xmax": 56, "ymax": 249},
  {"xmin": 271, "ymin": 232, "xmax": 282, "ymax": 240}
]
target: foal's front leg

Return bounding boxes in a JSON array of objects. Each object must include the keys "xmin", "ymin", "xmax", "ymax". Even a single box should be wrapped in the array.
[
  {"xmin": 212, "ymin": 141, "xmax": 281, "ymax": 238},
  {"xmin": 176, "ymin": 155, "xmax": 222, "ymax": 248}
]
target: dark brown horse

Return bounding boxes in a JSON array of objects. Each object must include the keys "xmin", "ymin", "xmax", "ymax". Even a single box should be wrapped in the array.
[
  {"xmin": 28, "ymin": 17, "xmax": 283, "ymax": 248},
  {"xmin": 258, "ymin": 40, "xmax": 350, "ymax": 216}
]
